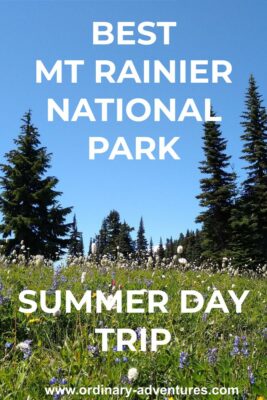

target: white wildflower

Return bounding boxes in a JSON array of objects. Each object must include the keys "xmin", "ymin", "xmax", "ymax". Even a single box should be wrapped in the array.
[
  {"xmin": 53, "ymin": 310, "xmax": 61, "ymax": 317},
  {"xmin": 127, "ymin": 367, "xmax": 139, "ymax": 382},
  {"xmin": 177, "ymin": 245, "xmax": 183, "ymax": 254},
  {"xmin": 91, "ymin": 242, "xmax": 97, "ymax": 255},
  {"xmin": 35, "ymin": 255, "xmax": 44, "ymax": 267},
  {"xmin": 81, "ymin": 272, "xmax": 86, "ymax": 283},
  {"xmin": 16, "ymin": 341, "xmax": 31, "ymax": 351}
]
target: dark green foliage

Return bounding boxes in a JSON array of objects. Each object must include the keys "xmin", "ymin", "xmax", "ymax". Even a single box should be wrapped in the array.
[
  {"xmin": 149, "ymin": 237, "xmax": 154, "ymax": 257},
  {"xmin": 118, "ymin": 221, "xmax": 135, "ymax": 256},
  {"xmin": 175, "ymin": 229, "xmax": 202, "ymax": 262},
  {"xmin": 95, "ymin": 210, "xmax": 134, "ymax": 257},
  {"xmin": 68, "ymin": 215, "xmax": 84, "ymax": 256},
  {"xmin": 165, "ymin": 237, "xmax": 175, "ymax": 258},
  {"xmin": 231, "ymin": 75, "xmax": 267, "ymax": 265},
  {"xmin": 196, "ymin": 110, "xmax": 236, "ymax": 260},
  {"xmin": 88, "ymin": 238, "xmax": 93, "ymax": 255},
  {"xmin": 97, "ymin": 219, "xmax": 108, "ymax": 255},
  {"xmin": 157, "ymin": 237, "xmax": 165, "ymax": 260},
  {"xmin": 0, "ymin": 111, "xmax": 72, "ymax": 258},
  {"xmin": 136, "ymin": 217, "xmax": 148, "ymax": 255}
]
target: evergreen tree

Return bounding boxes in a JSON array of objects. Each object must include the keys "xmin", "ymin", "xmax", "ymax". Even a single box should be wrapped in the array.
[
  {"xmin": 165, "ymin": 237, "xmax": 174, "ymax": 258},
  {"xmin": 149, "ymin": 237, "xmax": 154, "ymax": 257},
  {"xmin": 118, "ymin": 221, "xmax": 135, "ymax": 256},
  {"xmin": 96, "ymin": 210, "xmax": 134, "ymax": 257},
  {"xmin": 88, "ymin": 237, "xmax": 93, "ymax": 256},
  {"xmin": 196, "ymin": 109, "xmax": 236, "ymax": 260},
  {"xmin": 97, "ymin": 219, "xmax": 108, "ymax": 255},
  {"xmin": 175, "ymin": 230, "xmax": 202, "ymax": 262},
  {"xmin": 68, "ymin": 214, "xmax": 84, "ymax": 256},
  {"xmin": 157, "ymin": 237, "xmax": 165, "ymax": 260},
  {"xmin": 136, "ymin": 217, "xmax": 148, "ymax": 255},
  {"xmin": 232, "ymin": 76, "xmax": 267, "ymax": 264},
  {"xmin": 104, "ymin": 210, "xmax": 121, "ymax": 256},
  {"xmin": 0, "ymin": 111, "xmax": 72, "ymax": 258}
]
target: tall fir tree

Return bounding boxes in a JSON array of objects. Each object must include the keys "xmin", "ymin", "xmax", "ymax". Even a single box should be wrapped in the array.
[
  {"xmin": 0, "ymin": 111, "xmax": 72, "ymax": 258},
  {"xmin": 68, "ymin": 214, "xmax": 84, "ymax": 256},
  {"xmin": 196, "ymin": 110, "xmax": 236, "ymax": 260},
  {"xmin": 157, "ymin": 237, "xmax": 165, "ymax": 260},
  {"xmin": 96, "ymin": 210, "xmax": 134, "ymax": 257},
  {"xmin": 232, "ymin": 76, "xmax": 267, "ymax": 264},
  {"xmin": 165, "ymin": 237, "xmax": 175, "ymax": 258},
  {"xmin": 117, "ymin": 221, "xmax": 134, "ymax": 256},
  {"xmin": 88, "ymin": 237, "xmax": 93, "ymax": 256},
  {"xmin": 103, "ymin": 210, "xmax": 121, "ymax": 256},
  {"xmin": 96, "ymin": 219, "xmax": 108, "ymax": 255},
  {"xmin": 136, "ymin": 217, "xmax": 148, "ymax": 255},
  {"xmin": 149, "ymin": 237, "xmax": 154, "ymax": 257}
]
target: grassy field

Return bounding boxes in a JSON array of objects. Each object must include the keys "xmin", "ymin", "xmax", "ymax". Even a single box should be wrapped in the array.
[{"xmin": 0, "ymin": 263, "xmax": 266, "ymax": 399}]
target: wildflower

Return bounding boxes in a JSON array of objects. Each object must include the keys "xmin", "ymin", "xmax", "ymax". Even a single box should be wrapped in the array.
[
  {"xmin": 248, "ymin": 366, "xmax": 255, "ymax": 385},
  {"xmin": 60, "ymin": 275, "xmax": 67, "ymax": 283},
  {"xmin": 178, "ymin": 258, "xmax": 187, "ymax": 265},
  {"xmin": 135, "ymin": 327, "xmax": 143, "ymax": 340},
  {"xmin": 87, "ymin": 345, "xmax": 99, "ymax": 357},
  {"xmin": 230, "ymin": 336, "xmax": 240, "ymax": 356},
  {"xmin": 121, "ymin": 375, "xmax": 129, "ymax": 384},
  {"xmin": 148, "ymin": 256, "xmax": 153, "ymax": 265},
  {"xmin": 35, "ymin": 255, "xmax": 44, "ymax": 267},
  {"xmin": 241, "ymin": 336, "xmax": 249, "ymax": 357},
  {"xmin": 16, "ymin": 340, "xmax": 32, "ymax": 352},
  {"xmin": 179, "ymin": 352, "xmax": 189, "ymax": 369},
  {"xmin": 177, "ymin": 245, "xmax": 183, "ymax": 254},
  {"xmin": 5, "ymin": 342, "xmax": 13, "ymax": 349},
  {"xmin": 81, "ymin": 272, "xmax": 86, "ymax": 283},
  {"xmin": 53, "ymin": 310, "xmax": 61, "ymax": 317},
  {"xmin": 59, "ymin": 378, "xmax": 67, "ymax": 385},
  {"xmin": 122, "ymin": 356, "xmax": 128, "ymax": 362},
  {"xmin": 16, "ymin": 340, "xmax": 32, "ymax": 359},
  {"xmin": 202, "ymin": 313, "xmax": 208, "ymax": 322},
  {"xmin": 28, "ymin": 318, "xmax": 41, "ymax": 324},
  {"xmin": 49, "ymin": 377, "xmax": 57, "ymax": 385},
  {"xmin": 115, "ymin": 357, "xmax": 121, "ymax": 363},
  {"xmin": 127, "ymin": 367, "xmax": 139, "ymax": 382},
  {"xmin": 207, "ymin": 348, "xmax": 218, "ymax": 365},
  {"xmin": 113, "ymin": 345, "xmax": 127, "ymax": 351},
  {"xmin": 91, "ymin": 242, "xmax": 97, "ymax": 255}
]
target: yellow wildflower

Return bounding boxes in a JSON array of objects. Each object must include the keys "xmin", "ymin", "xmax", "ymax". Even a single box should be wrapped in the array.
[{"xmin": 28, "ymin": 318, "xmax": 41, "ymax": 324}]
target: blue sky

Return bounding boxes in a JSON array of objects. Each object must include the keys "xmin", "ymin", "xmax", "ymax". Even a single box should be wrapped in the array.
[{"xmin": 0, "ymin": 0, "xmax": 266, "ymax": 251}]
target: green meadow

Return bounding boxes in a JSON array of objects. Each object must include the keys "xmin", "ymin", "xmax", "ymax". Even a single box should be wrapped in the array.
[{"xmin": 0, "ymin": 263, "xmax": 266, "ymax": 400}]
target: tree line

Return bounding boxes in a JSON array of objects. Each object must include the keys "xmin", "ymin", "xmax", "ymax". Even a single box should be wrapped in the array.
[{"xmin": 0, "ymin": 75, "xmax": 266, "ymax": 268}]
